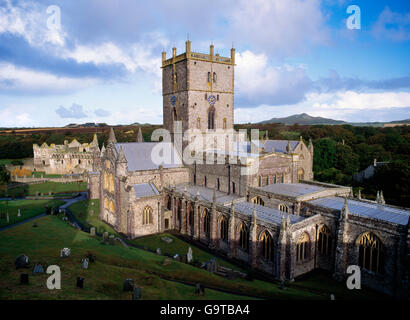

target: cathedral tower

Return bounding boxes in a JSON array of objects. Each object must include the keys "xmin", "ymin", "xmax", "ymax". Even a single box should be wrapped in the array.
[{"xmin": 162, "ymin": 41, "xmax": 235, "ymax": 140}]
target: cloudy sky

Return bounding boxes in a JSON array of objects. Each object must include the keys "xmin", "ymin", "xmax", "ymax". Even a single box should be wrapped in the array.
[{"xmin": 0, "ymin": 0, "xmax": 409, "ymax": 127}]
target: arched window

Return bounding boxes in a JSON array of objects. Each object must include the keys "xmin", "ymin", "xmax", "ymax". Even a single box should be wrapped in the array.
[
  {"xmin": 266, "ymin": 176, "xmax": 269, "ymax": 185},
  {"xmin": 357, "ymin": 232, "xmax": 383, "ymax": 274},
  {"xmin": 318, "ymin": 225, "xmax": 332, "ymax": 256},
  {"xmin": 172, "ymin": 107, "xmax": 177, "ymax": 122},
  {"xmin": 251, "ymin": 196, "xmax": 264, "ymax": 206},
  {"xmin": 188, "ymin": 203, "xmax": 194, "ymax": 228},
  {"xmin": 258, "ymin": 175, "xmax": 262, "ymax": 187},
  {"xmin": 207, "ymin": 72, "xmax": 211, "ymax": 83},
  {"xmin": 281, "ymin": 175, "xmax": 284, "ymax": 183},
  {"xmin": 220, "ymin": 216, "xmax": 228, "ymax": 241},
  {"xmin": 239, "ymin": 223, "xmax": 249, "ymax": 251},
  {"xmin": 223, "ymin": 118, "xmax": 227, "ymax": 130},
  {"xmin": 197, "ymin": 117, "xmax": 201, "ymax": 129},
  {"xmin": 261, "ymin": 231, "xmax": 273, "ymax": 261},
  {"xmin": 143, "ymin": 206, "xmax": 153, "ymax": 225},
  {"xmin": 208, "ymin": 107, "xmax": 215, "ymax": 130},
  {"xmin": 297, "ymin": 233, "xmax": 309, "ymax": 262},
  {"xmin": 203, "ymin": 209, "xmax": 210, "ymax": 237},
  {"xmin": 217, "ymin": 178, "xmax": 220, "ymax": 191},
  {"xmin": 273, "ymin": 174, "xmax": 277, "ymax": 184},
  {"xmin": 298, "ymin": 168, "xmax": 304, "ymax": 182},
  {"xmin": 213, "ymin": 72, "xmax": 217, "ymax": 83},
  {"xmin": 166, "ymin": 196, "xmax": 172, "ymax": 210},
  {"xmin": 278, "ymin": 203, "xmax": 289, "ymax": 213}
]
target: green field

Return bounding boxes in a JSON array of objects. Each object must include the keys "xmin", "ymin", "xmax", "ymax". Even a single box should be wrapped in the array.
[
  {"xmin": 67, "ymin": 199, "xmax": 118, "ymax": 235},
  {"xmin": 1, "ymin": 182, "xmax": 87, "ymax": 198},
  {"xmin": 31, "ymin": 172, "xmax": 63, "ymax": 178},
  {"xmin": 0, "ymin": 199, "xmax": 65, "ymax": 228}
]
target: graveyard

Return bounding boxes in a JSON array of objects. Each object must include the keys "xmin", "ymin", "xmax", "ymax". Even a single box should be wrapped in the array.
[
  {"xmin": 0, "ymin": 207, "xmax": 387, "ymax": 300},
  {"xmin": 0, "ymin": 181, "xmax": 87, "ymax": 198}
]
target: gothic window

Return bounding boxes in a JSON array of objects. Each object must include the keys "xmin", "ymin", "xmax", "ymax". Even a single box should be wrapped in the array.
[
  {"xmin": 172, "ymin": 107, "xmax": 177, "ymax": 121},
  {"xmin": 318, "ymin": 225, "xmax": 332, "ymax": 256},
  {"xmin": 261, "ymin": 231, "xmax": 273, "ymax": 261},
  {"xmin": 258, "ymin": 175, "xmax": 262, "ymax": 187},
  {"xmin": 143, "ymin": 206, "xmax": 153, "ymax": 225},
  {"xmin": 298, "ymin": 168, "xmax": 304, "ymax": 182},
  {"xmin": 213, "ymin": 72, "xmax": 217, "ymax": 83},
  {"xmin": 205, "ymin": 93, "xmax": 207, "ymax": 100},
  {"xmin": 217, "ymin": 178, "xmax": 220, "ymax": 191},
  {"xmin": 208, "ymin": 107, "xmax": 215, "ymax": 130},
  {"xmin": 166, "ymin": 196, "xmax": 172, "ymax": 210},
  {"xmin": 217, "ymin": 94, "xmax": 219, "ymax": 101},
  {"xmin": 239, "ymin": 223, "xmax": 249, "ymax": 251},
  {"xmin": 232, "ymin": 182, "xmax": 236, "ymax": 194},
  {"xmin": 251, "ymin": 196, "xmax": 264, "ymax": 206},
  {"xmin": 266, "ymin": 176, "xmax": 269, "ymax": 185},
  {"xmin": 223, "ymin": 118, "xmax": 227, "ymax": 129},
  {"xmin": 207, "ymin": 72, "xmax": 211, "ymax": 83},
  {"xmin": 203, "ymin": 209, "xmax": 210, "ymax": 237},
  {"xmin": 297, "ymin": 233, "xmax": 309, "ymax": 263},
  {"xmin": 273, "ymin": 174, "xmax": 277, "ymax": 184},
  {"xmin": 278, "ymin": 203, "xmax": 289, "ymax": 213},
  {"xmin": 220, "ymin": 216, "xmax": 228, "ymax": 241},
  {"xmin": 188, "ymin": 203, "xmax": 194, "ymax": 228},
  {"xmin": 197, "ymin": 117, "xmax": 201, "ymax": 129},
  {"xmin": 357, "ymin": 232, "xmax": 383, "ymax": 274},
  {"xmin": 204, "ymin": 176, "xmax": 207, "ymax": 187},
  {"xmin": 281, "ymin": 175, "xmax": 284, "ymax": 183}
]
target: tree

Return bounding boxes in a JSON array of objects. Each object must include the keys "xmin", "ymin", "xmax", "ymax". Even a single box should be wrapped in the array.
[{"xmin": 334, "ymin": 144, "xmax": 359, "ymax": 175}]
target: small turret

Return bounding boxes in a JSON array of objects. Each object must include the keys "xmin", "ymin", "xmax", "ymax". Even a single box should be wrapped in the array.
[
  {"xmin": 340, "ymin": 198, "xmax": 349, "ymax": 221},
  {"xmin": 286, "ymin": 141, "xmax": 292, "ymax": 154},
  {"xmin": 377, "ymin": 190, "xmax": 386, "ymax": 205},
  {"xmin": 358, "ymin": 189, "xmax": 362, "ymax": 200},
  {"xmin": 100, "ymin": 144, "xmax": 106, "ymax": 157},
  {"xmin": 117, "ymin": 146, "xmax": 127, "ymax": 163},
  {"xmin": 108, "ymin": 127, "xmax": 117, "ymax": 144},
  {"xmin": 252, "ymin": 203, "xmax": 257, "ymax": 224},
  {"xmin": 137, "ymin": 127, "xmax": 144, "ymax": 142},
  {"xmin": 230, "ymin": 46, "xmax": 235, "ymax": 64},
  {"xmin": 308, "ymin": 138, "xmax": 314, "ymax": 155}
]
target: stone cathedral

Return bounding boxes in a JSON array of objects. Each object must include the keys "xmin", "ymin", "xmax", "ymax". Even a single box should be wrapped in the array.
[{"xmin": 85, "ymin": 41, "xmax": 409, "ymax": 299}]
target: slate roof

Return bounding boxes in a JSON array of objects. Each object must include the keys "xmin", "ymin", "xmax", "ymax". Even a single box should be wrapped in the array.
[
  {"xmin": 258, "ymin": 183, "xmax": 324, "ymax": 198},
  {"xmin": 309, "ymin": 197, "xmax": 410, "ymax": 226},
  {"xmin": 115, "ymin": 142, "xmax": 183, "ymax": 171},
  {"xmin": 250, "ymin": 140, "xmax": 299, "ymax": 154},
  {"xmin": 174, "ymin": 184, "xmax": 239, "ymax": 204},
  {"xmin": 228, "ymin": 201, "xmax": 305, "ymax": 226},
  {"xmin": 133, "ymin": 183, "xmax": 160, "ymax": 199}
]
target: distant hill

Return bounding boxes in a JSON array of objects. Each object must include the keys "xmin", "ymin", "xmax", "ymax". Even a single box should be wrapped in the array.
[
  {"xmin": 259, "ymin": 113, "xmax": 346, "ymax": 125},
  {"xmin": 258, "ymin": 113, "xmax": 410, "ymax": 127},
  {"xmin": 65, "ymin": 122, "xmax": 108, "ymax": 128}
]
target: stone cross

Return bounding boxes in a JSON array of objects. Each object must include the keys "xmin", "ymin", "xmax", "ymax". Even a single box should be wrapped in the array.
[
  {"xmin": 90, "ymin": 227, "xmax": 96, "ymax": 236},
  {"xmin": 187, "ymin": 247, "xmax": 193, "ymax": 263}
]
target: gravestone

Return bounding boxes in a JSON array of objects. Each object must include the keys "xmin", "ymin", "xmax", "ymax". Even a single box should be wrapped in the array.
[
  {"xmin": 76, "ymin": 277, "xmax": 84, "ymax": 288},
  {"xmin": 82, "ymin": 258, "xmax": 89, "ymax": 269},
  {"xmin": 20, "ymin": 273, "xmax": 29, "ymax": 284},
  {"xmin": 103, "ymin": 232, "xmax": 108, "ymax": 241},
  {"xmin": 108, "ymin": 235, "xmax": 115, "ymax": 245},
  {"xmin": 17, "ymin": 209, "xmax": 21, "ymax": 218},
  {"xmin": 187, "ymin": 247, "xmax": 193, "ymax": 263},
  {"xmin": 195, "ymin": 283, "xmax": 201, "ymax": 295},
  {"xmin": 330, "ymin": 294, "xmax": 335, "ymax": 300},
  {"xmin": 6, "ymin": 213, "xmax": 9, "ymax": 223},
  {"xmin": 161, "ymin": 236, "xmax": 173, "ymax": 244},
  {"xmin": 123, "ymin": 279, "xmax": 134, "ymax": 292},
  {"xmin": 32, "ymin": 264, "xmax": 44, "ymax": 275},
  {"xmin": 162, "ymin": 258, "xmax": 172, "ymax": 266},
  {"xmin": 132, "ymin": 287, "xmax": 142, "ymax": 300},
  {"xmin": 90, "ymin": 227, "xmax": 96, "ymax": 236},
  {"xmin": 60, "ymin": 248, "xmax": 71, "ymax": 258},
  {"xmin": 206, "ymin": 258, "xmax": 217, "ymax": 273},
  {"xmin": 15, "ymin": 255, "xmax": 29, "ymax": 269},
  {"xmin": 156, "ymin": 248, "xmax": 162, "ymax": 255}
]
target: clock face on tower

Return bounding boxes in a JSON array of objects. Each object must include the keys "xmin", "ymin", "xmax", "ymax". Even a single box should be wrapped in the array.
[
  {"xmin": 208, "ymin": 94, "xmax": 216, "ymax": 105},
  {"xmin": 170, "ymin": 95, "xmax": 177, "ymax": 106}
]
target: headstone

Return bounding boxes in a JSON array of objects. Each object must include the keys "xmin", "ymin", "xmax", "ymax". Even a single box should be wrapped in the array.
[
  {"xmin": 206, "ymin": 258, "xmax": 217, "ymax": 273},
  {"xmin": 6, "ymin": 212, "xmax": 9, "ymax": 223},
  {"xmin": 108, "ymin": 235, "xmax": 115, "ymax": 245},
  {"xmin": 82, "ymin": 258, "xmax": 89, "ymax": 269},
  {"xmin": 187, "ymin": 247, "xmax": 193, "ymax": 263},
  {"xmin": 330, "ymin": 294, "xmax": 335, "ymax": 300},
  {"xmin": 103, "ymin": 232, "xmax": 108, "ymax": 241},
  {"xmin": 162, "ymin": 258, "xmax": 172, "ymax": 266},
  {"xmin": 20, "ymin": 273, "xmax": 29, "ymax": 284},
  {"xmin": 60, "ymin": 248, "xmax": 71, "ymax": 258},
  {"xmin": 15, "ymin": 255, "xmax": 29, "ymax": 269},
  {"xmin": 161, "ymin": 236, "xmax": 173, "ymax": 244},
  {"xmin": 132, "ymin": 287, "xmax": 142, "ymax": 300},
  {"xmin": 76, "ymin": 277, "xmax": 84, "ymax": 288},
  {"xmin": 17, "ymin": 209, "xmax": 21, "ymax": 218},
  {"xmin": 195, "ymin": 283, "xmax": 201, "ymax": 295},
  {"xmin": 123, "ymin": 279, "xmax": 134, "ymax": 292},
  {"xmin": 156, "ymin": 248, "xmax": 162, "ymax": 255},
  {"xmin": 32, "ymin": 264, "xmax": 44, "ymax": 275},
  {"xmin": 90, "ymin": 227, "xmax": 96, "ymax": 236}
]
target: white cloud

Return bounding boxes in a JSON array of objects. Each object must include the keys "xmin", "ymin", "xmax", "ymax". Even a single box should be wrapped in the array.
[
  {"xmin": 0, "ymin": 107, "xmax": 37, "ymax": 127},
  {"xmin": 0, "ymin": 0, "xmax": 66, "ymax": 47},
  {"xmin": 56, "ymin": 103, "xmax": 88, "ymax": 119},
  {"xmin": 235, "ymin": 50, "xmax": 312, "ymax": 105},
  {"xmin": 227, "ymin": 0, "xmax": 329, "ymax": 56},
  {"xmin": 0, "ymin": 63, "xmax": 99, "ymax": 94}
]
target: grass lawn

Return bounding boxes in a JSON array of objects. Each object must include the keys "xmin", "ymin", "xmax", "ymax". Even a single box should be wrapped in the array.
[
  {"xmin": 0, "ymin": 199, "xmax": 65, "ymax": 228},
  {"xmin": 31, "ymin": 172, "xmax": 63, "ymax": 178},
  {"xmin": 131, "ymin": 233, "xmax": 242, "ymax": 271},
  {"xmin": 67, "ymin": 199, "xmax": 118, "ymax": 235},
  {"xmin": 0, "ymin": 182, "xmax": 87, "ymax": 198}
]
